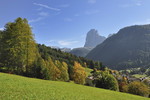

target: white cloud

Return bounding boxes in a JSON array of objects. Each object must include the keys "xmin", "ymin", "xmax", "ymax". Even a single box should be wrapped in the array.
[
  {"xmin": 33, "ymin": 3, "xmax": 60, "ymax": 11},
  {"xmin": 47, "ymin": 40, "xmax": 55, "ymax": 43},
  {"xmin": 29, "ymin": 17, "xmax": 43, "ymax": 23},
  {"xmin": 58, "ymin": 40, "xmax": 79, "ymax": 46},
  {"xmin": 136, "ymin": 3, "xmax": 141, "ymax": 6},
  {"xmin": 120, "ymin": 0, "xmax": 142, "ymax": 8},
  {"xmin": 134, "ymin": 0, "xmax": 142, "ymax": 6},
  {"xmin": 47, "ymin": 40, "xmax": 79, "ymax": 46},
  {"xmin": 85, "ymin": 10, "xmax": 99, "ymax": 15},
  {"xmin": 135, "ymin": 0, "xmax": 142, "ymax": 6},
  {"xmin": 64, "ymin": 18, "xmax": 72, "ymax": 22},
  {"xmin": 38, "ymin": 12, "xmax": 49, "ymax": 17},
  {"xmin": 88, "ymin": 0, "xmax": 96, "ymax": 4},
  {"xmin": 0, "ymin": 27, "xmax": 4, "ymax": 30}
]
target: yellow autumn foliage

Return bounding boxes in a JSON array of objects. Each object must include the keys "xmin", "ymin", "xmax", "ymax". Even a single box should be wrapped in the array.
[{"xmin": 73, "ymin": 61, "xmax": 86, "ymax": 84}]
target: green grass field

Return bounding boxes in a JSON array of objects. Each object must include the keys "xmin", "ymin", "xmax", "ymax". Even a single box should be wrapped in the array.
[
  {"xmin": 132, "ymin": 74, "xmax": 150, "ymax": 79},
  {"xmin": 85, "ymin": 68, "xmax": 92, "ymax": 76},
  {"xmin": 0, "ymin": 73, "xmax": 149, "ymax": 100},
  {"xmin": 132, "ymin": 74, "xmax": 147, "ymax": 78}
]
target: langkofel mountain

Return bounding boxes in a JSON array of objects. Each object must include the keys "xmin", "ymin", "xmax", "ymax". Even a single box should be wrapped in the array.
[
  {"xmin": 84, "ymin": 29, "xmax": 106, "ymax": 48},
  {"xmin": 70, "ymin": 29, "xmax": 106, "ymax": 57},
  {"xmin": 86, "ymin": 25, "xmax": 150, "ymax": 70}
]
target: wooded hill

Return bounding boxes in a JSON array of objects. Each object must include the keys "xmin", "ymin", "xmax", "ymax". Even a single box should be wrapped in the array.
[{"xmin": 87, "ymin": 25, "xmax": 150, "ymax": 70}]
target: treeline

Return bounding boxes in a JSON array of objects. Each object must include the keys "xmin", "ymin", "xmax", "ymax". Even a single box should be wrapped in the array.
[
  {"xmin": 0, "ymin": 17, "xmax": 101, "ymax": 84},
  {"xmin": 38, "ymin": 44, "xmax": 103, "ymax": 70}
]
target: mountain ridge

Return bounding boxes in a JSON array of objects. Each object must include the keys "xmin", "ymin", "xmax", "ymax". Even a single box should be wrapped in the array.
[{"xmin": 86, "ymin": 24, "xmax": 150, "ymax": 69}]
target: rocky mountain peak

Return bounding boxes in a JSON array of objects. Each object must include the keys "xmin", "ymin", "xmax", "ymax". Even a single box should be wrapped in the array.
[{"xmin": 84, "ymin": 29, "xmax": 106, "ymax": 48}]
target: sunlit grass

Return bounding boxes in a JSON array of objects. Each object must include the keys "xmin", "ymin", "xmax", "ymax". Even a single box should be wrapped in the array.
[
  {"xmin": 0, "ymin": 72, "xmax": 149, "ymax": 100},
  {"xmin": 85, "ymin": 68, "xmax": 92, "ymax": 76},
  {"xmin": 132, "ymin": 74, "xmax": 147, "ymax": 78}
]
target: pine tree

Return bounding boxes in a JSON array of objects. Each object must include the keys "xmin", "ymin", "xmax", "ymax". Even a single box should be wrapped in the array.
[
  {"xmin": 45, "ymin": 57, "xmax": 61, "ymax": 80},
  {"xmin": 54, "ymin": 60, "xmax": 69, "ymax": 81},
  {"xmin": 61, "ymin": 61, "xmax": 69, "ymax": 81},
  {"xmin": 62, "ymin": 62, "xmax": 69, "ymax": 81},
  {"xmin": 0, "ymin": 17, "xmax": 38, "ymax": 74},
  {"xmin": 31, "ymin": 56, "xmax": 46, "ymax": 78},
  {"xmin": 0, "ymin": 31, "xmax": 3, "ymax": 67}
]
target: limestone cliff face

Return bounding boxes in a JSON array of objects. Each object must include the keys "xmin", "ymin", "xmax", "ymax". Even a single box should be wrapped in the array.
[
  {"xmin": 84, "ymin": 29, "xmax": 106, "ymax": 48},
  {"xmin": 69, "ymin": 29, "xmax": 106, "ymax": 57}
]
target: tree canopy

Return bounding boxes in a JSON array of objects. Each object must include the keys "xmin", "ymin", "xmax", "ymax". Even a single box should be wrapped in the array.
[{"xmin": 0, "ymin": 17, "xmax": 38, "ymax": 74}]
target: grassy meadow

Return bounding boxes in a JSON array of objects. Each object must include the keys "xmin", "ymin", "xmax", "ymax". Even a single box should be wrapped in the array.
[{"xmin": 0, "ymin": 72, "xmax": 149, "ymax": 100}]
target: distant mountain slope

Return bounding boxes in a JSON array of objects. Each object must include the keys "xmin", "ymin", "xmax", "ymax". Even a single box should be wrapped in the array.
[
  {"xmin": 50, "ymin": 46, "xmax": 71, "ymax": 52},
  {"xmin": 70, "ymin": 47, "xmax": 93, "ymax": 57},
  {"xmin": 70, "ymin": 29, "xmax": 106, "ymax": 57},
  {"xmin": 84, "ymin": 29, "xmax": 106, "ymax": 48},
  {"xmin": 86, "ymin": 25, "xmax": 150, "ymax": 69},
  {"xmin": 0, "ymin": 73, "xmax": 148, "ymax": 100}
]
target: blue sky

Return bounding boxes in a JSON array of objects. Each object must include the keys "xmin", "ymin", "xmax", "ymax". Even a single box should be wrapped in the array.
[{"xmin": 1, "ymin": 0, "xmax": 150, "ymax": 48}]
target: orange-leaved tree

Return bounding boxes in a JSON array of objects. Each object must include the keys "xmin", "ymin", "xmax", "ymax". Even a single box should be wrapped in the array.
[{"xmin": 73, "ymin": 61, "xmax": 86, "ymax": 84}]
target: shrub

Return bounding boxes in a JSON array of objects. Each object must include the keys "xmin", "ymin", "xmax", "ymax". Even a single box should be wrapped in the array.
[
  {"xmin": 94, "ymin": 72, "xmax": 119, "ymax": 91},
  {"xmin": 128, "ymin": 81, "xmax": 149, "ymax": 97},
  {"xmin": 119, "ymin": 82, "xmax": 128, "ymax": 92}
]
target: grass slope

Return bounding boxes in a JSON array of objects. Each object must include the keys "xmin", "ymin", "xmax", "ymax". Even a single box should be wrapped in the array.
[
  {"xmin": 85, "ymin": 68, "xmax": 92, "ymax": 76},
  {"xmin": 0, "ymin": 73, "xmax": 149, "ymax": 100}
]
